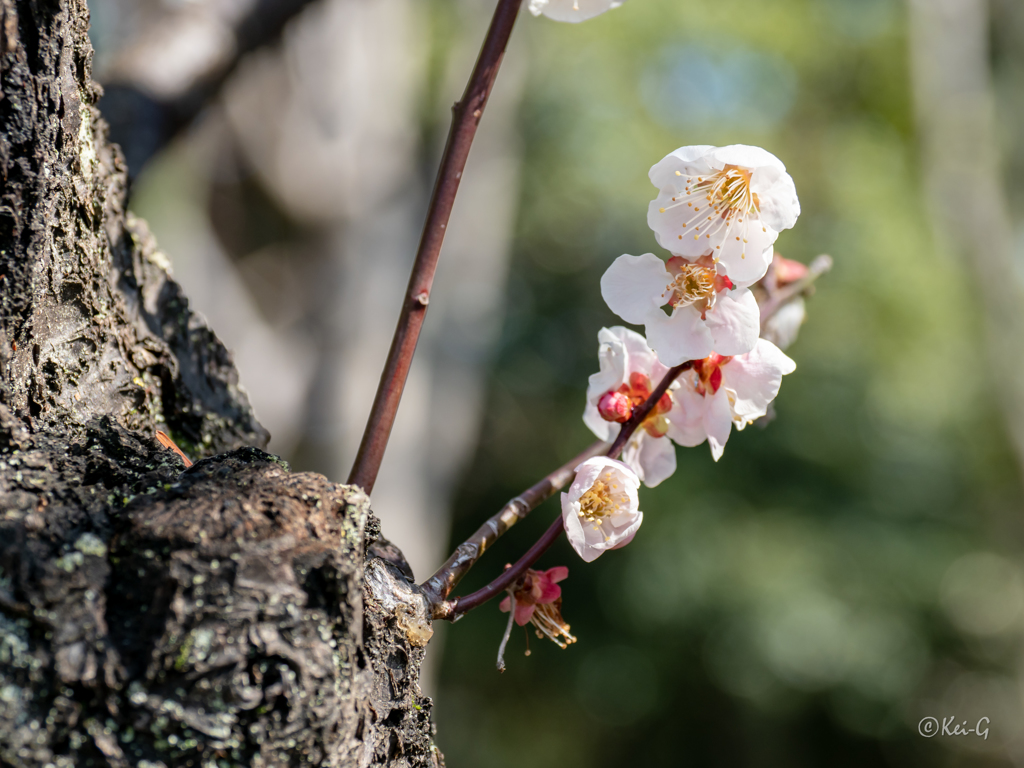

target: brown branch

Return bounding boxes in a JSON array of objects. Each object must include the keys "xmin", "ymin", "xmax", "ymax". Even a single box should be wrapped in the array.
[
  {"xmin": 758, "ymin": 254, "xmax": 833, "ymax": 332},
  {"xmin": 347, "ymin": 0, "xmax": 524, "ymax": 495},
  {"xmin": 435, "ymin": 361, "xmax": 693, "ymax": 620},
  {"xmin": 420, "ymin": 441, "xmax": 607, "ymax": 609}
]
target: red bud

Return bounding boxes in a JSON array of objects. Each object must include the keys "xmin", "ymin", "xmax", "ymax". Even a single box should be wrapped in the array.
[{"xmin": 598, "ymin": 391, "xmax": 632, "ymax": 423}]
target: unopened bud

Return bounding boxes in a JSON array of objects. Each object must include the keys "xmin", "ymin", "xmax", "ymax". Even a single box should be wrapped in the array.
[
  {"xmin": 628, "ymin": 371, "xmax": 652, "ymax": 398},
  {"xmin": 598, "ymin": 391, "xmax": 632, "ymax": 423},
  {"xmin": 643, "ymin": 414, "xmax": 670, "ymax": 438},
  {"xmin": 772, "ymin": 255, "xmax": 808, "ymax": 285}
]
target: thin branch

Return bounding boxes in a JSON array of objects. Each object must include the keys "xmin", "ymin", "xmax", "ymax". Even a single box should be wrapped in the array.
[
  {"xmin": 420, "ymin": 441, "xmax": 607, "ymax": 607},
  {"xmin": 758, "ymin": 254, "xmax": 833, "ymax": 331},
  {"xmin": 436, "ymin": 361, "xmax": 693, "ymax": 620},
  {"xmin": 348, "ymin": 0, "xmax": 524, "ymax": 494}
]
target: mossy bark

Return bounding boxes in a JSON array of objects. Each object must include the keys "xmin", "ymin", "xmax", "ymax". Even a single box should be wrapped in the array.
[{"xmin": 0, "ymin": 1, "xmax": 439, "ymax": 765}]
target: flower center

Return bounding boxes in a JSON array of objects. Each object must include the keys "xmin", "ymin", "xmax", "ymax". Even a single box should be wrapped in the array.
[
  {"xmin": 692, "ymin": 353, "xmax": 732, "ymax": 396},
  {"xmin": 668, "ymin": 263, "xmax": 717, "ymax": 309},
  {"xmin": 578, "ymin": 479, "xmax": 617, "ymax": 522},
  {"xmin": 530, "ymin": 600, "xmax": 577, "ymax": 649},
  {"xmin": 657, "ymin": 165, "xmax": 760, "ymax": 258}
]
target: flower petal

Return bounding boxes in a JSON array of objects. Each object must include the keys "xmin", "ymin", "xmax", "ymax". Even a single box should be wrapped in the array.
[
  {"xmin": 711, "ymin": 144, "xmax": 787, "ymax": 173},
  {"xmin": 665, "ymin": 381, "xmax": 708, "ymax": 447},
  {"xmin": 706, "ymin": 288, "xmax": 759, "ymax": 356},
  {"xmin": 751, "ymin": 164, "xmax": 800, "ymax": 233},
  {"xmin": 704, "ymin": 387, "xmax": 734, "ymax": 461},
  {"xmin": 644, "ymin": 304, "xmax": 714, "ymax": 366},
  {"xmin": 583, "ymin": 402, "xmax": 617, "ymax": 441},
  {"xmin": 514, "ymin": 602, "xmax": 537, "ymax": 626},
  {"xmin": 635, "ymin": 433, "xmax": 677, "ymax": 488},
  {"xmin": 536, "ymin": 580, "xmax": 562, "ymax": 604},
  {"xmin": 723, "ymin": 339, "xmax": 796, "ymax": 426},
  {"xmin": 648, "ymin": 146, "xmax": 716, "ymax": 190},
  {"xmin": 601, "ymin": 254, "xmax": 671, "ymax": 325},
  {"xmin": 714, "ymin": 229, "xmax": 775, "ymax": 286},
  {"xmin": 545, "ymin": 566, "xmax": 570, "ymax": 583},
  {"xmin": 562, "ymin": 492, "xmax": 604, "ymax": 563},
  {"xmin": 528, "ymin": 0, "xmax": 624, "ymax": 22},
  {"xmin": 608, "ymin": 511, "xmax": 643, "ymax": 550}
]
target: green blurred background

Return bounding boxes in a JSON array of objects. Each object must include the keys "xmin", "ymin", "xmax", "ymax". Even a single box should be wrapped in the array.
[
  {"xmin": 432, "ymin": 0, "xmax": 1024, "ymax": 765},
  {"xmin": 102, "ymin": 0, "xmax": 1024, "ymax": 763}
]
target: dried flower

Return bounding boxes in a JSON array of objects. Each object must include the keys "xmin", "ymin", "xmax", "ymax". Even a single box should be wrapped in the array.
[{"xmin": 499, "ymin": 567, "xmax": 577, "ymax": 650}]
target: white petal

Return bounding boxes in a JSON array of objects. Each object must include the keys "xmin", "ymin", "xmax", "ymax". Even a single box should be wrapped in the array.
[
  {"xmin": 703, "ymin": 387, "xmax": 734, "ymax": 462},
  {"xmin": 648, "ymin": 146, "xmax": 715, "ymax": 190},
  {"xmin": 714, "ymin": 224, "xmax": 776, "ymax": 285},
  {"xmin": 751, "ymin": 164, "xmax": 800, "ymax": 233},
  {"xmin": 665, "ymin": 381, "xmax": 708, "ymax": 448},
  {"xmin": 601, "ymin": 254, "xmax": 671, "ymax": 325},
  {"xmin": 711, "ymin": 144, "xmax": 787, "ymax": 173},
  {"xmin": 530, "ymin": 0, "xmax": 624, "ymax": 23},
  {"xmin": 583, "ymin": 401, "xmax": 617, "ymax": 441},
  {"xmin": 723, "ymin": 338, "xmax": 796, "ymax": 424},
  {"xmin": 602, "ymin": 325, "xmax": 662, "ymax": 380},
  {"xmin": 636, "ymin": 434, "xmax": 677, "ymax": 488},
  {"xmin": 561, "ymin": 493, "xmax": 603, "ymax": 562},
  {"xmin": 648, "ymin": 195, "xmax": 715, "ymax": 258},
  {"xmin": 607, "ymin": 511, "xmax": 643, "ymax": 551},
  {"xmin": 587, "ymin": 327, "xmax": 629, "ymax": 401},
  {"xmin": 706, "ymin": 288, "xmax": 759, "ymax": 356},
  {"xmin": 644, "ymin": 304, "xmax": 714, "ymax": 366}
]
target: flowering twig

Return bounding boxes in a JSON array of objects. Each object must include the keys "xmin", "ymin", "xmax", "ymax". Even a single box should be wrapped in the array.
[
  {"xmin": 348, "ymin": 0, "xmax": 524, "ymax": 494},
  {"xmin": 421, "ymin": 441, "xmax": 608, "ymax": 609},
  {"xmin": 758, "ymin": 254, "xmax": 833, "ymax": 331},
  {"xmin": 436, "ymin": 361, "xmax": 693, "ymax": 620}
]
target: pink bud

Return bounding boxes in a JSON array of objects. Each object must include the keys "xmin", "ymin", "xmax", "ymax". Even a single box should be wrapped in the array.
[
  {"xmin": 773, "ymin": 254, "xmax": 808, "ymax": 285},
  {"xmin": 598, "ymin": 391, "xmax": 632, "ymax": 423}
]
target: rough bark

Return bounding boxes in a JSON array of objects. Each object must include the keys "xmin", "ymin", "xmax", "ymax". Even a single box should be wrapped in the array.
[{"xmin": 0, "ymin": 1, "xmax": 439, "ymax": 765}]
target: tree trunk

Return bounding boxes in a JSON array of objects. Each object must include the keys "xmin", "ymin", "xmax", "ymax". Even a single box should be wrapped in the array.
[{"xmin": 0, "ymin": 1, "xmax": 439, "ymax": 765}]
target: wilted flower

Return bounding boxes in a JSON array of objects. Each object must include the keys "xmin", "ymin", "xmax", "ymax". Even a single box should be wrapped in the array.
[
  {"xmin": 667, "ymin": 340, "xmax": 796, "ymax": 460},
  {"xmin": 562, "ymin": 457, "xmax": 642, "ymax": 562},
  {"xmin": 499, "ymin": 567, "xmax": 576, "ymax": 649},
  {"xmin": 584, "ymin": 326, "xmax": 679, "ymax": 487},
  {"xmin": 647, "ymin": 144, "xmax": 800, "ymax": 284},
  {"xmin": 600, "ymin": 253, "xmax": 759, "ymax": 365},
  {"xmin": 528, "ymin": 0, "xmax": 625, "ymax": 23}
]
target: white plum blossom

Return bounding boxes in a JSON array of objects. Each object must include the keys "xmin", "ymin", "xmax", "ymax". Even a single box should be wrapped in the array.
[
  {"xmin": 528, "ymin": 0, "xmax": 625, "ymax": 23},
  {"xmin": 600, "ymin": 253, "xmax": 759, "ymax": 365},
  {"xmin": 667, "ymin": 339, "xmax": 796, "ymax": 461},
  {"xmin": 561, "ymin": 457, "xmax": 642, "ymax": 562},
  {"xmin": 647, "ymin": 145, "xmax": 800, "ymax": 285},
  {"xmin": 584, "ymin": 326, "xmax": 679, "ymax": 487}
]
